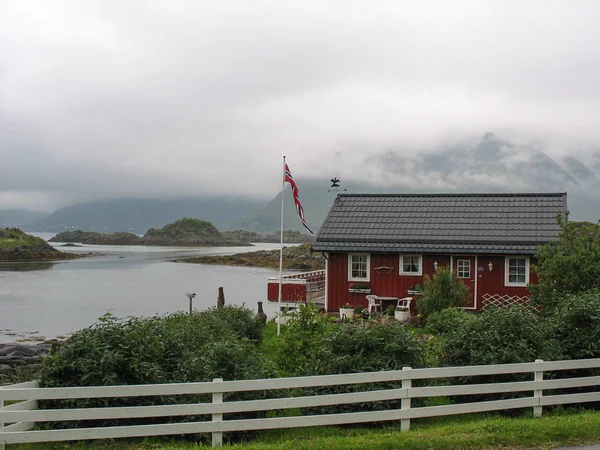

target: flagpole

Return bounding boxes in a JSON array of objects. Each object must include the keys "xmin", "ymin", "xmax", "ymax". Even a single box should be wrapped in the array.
[{"xmin": 277, "ymin": 155, "xmax": 286, "ymax": 336}]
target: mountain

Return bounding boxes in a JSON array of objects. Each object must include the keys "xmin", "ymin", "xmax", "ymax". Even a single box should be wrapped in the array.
[
  {"xmin": 25, "ymin": 197, "xmax": 266, "ymax": 233},
  {"xmin": 235, "ymin": 133, "xmax": 600, "ymax": 232},
  {"xmin": 19, "ymin": 133, "xmax": 600, "ymax": 234},
  {"xmin": 0, "ymin": 209, "xmax": 49, "ymax": 228}
]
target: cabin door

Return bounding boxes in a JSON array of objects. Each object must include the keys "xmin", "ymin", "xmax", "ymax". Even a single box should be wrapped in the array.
[{"xmin": 454, "ymin": 256, "xmax": 476, "ymax": 308}]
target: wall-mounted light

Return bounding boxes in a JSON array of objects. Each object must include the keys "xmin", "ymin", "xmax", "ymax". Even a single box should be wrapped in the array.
[
  {"xmin": 433, "ymin": 261, "xmax": 439, "ymax": 271},
  {"xmin": 488, "ymin": 261, "xmax": 493, "ymax": 272}
]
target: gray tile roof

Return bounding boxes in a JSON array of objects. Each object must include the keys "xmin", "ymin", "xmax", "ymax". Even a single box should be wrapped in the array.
[{"xmin": 313, "ymin": 193, "xmax": 567, "ymax": 254}]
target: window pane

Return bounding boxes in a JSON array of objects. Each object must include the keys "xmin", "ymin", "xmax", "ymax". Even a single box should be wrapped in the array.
[
  {"xmin": 351, "ymin": 254, "xmax": 367, "ymax": 279},
  {"xmin": 508, "ymin": 258, "xmax": 527, "ymax": 284},
  {"xmin": 458, "ymin": 260, "xmax": 470, "ymax": 278},
  {"xmin": 402, "ymin": 255, "xmax": 420, "ymax": 273}
]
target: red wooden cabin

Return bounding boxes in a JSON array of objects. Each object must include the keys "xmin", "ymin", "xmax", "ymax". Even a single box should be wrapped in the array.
[{"xmin": 312, "ymin": 193, "xmax": 566, "ymax": 312}]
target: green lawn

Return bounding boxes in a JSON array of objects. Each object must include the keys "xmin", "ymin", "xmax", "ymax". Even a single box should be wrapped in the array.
[{"xmin": 9, "ymin": 409, "xmax": 600, "ymax": 449}]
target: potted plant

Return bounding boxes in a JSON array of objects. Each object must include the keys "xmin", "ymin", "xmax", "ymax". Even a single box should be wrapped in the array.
[
  {"xmin": 348, "ymin": 282, "xmax": 371, "ymax": 293},
  {"xmin": 395, "ymin": 305, "xmax": 410, "ymax": 322},
  {"xmin": 339, "ymin": 303, "xmax": 357, "ymax": 320}
]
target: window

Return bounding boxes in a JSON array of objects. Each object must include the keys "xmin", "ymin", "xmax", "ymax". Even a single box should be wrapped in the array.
[
  {"xmin": 400, "ymin": 254, "xmax": 422, "ymax": 276},
  {"xmin": 457, "ymin": 259, "xmax": 471, "ymax": 278},
  {"xmin": 348, "ymin": 253, "xmax": 370, "ymax": 281},
  {"xmin": 505, "ymin": 257, "xmax": 529, "ymax": 286}
]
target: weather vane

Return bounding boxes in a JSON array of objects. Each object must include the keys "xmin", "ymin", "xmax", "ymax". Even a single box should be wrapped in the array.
[{"xmin": 328, "ymin": 177, "xmax": 347, "ymax": 192}]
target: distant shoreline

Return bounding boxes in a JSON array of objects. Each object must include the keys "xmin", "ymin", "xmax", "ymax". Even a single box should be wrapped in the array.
[{"xmin": 175, "ymin": 243, "xmax": 325, "ymax": 271}]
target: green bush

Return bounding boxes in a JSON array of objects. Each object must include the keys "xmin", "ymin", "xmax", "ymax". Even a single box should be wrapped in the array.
[
  {"xmin": 426, "ymin": 307, "xmax": 476, "ymax": 335},
  {"xmin": 531, "ymin": 214, "xmax": 600, "ymax": 313},
  {"xmin": 37, "ymin": 307, "xmax": 269, "ymax": 440},
  {"xmin": 274, "ymin": 303, "xmax": 331, "ymax": 377},
  {"xmin": 440, "ymin": 306, "xmax": 560, "ymax": 367},
  {"xmin": 415, "ymin": 267, "xmax": 470, "ymax": 322},
  {"xmin": 552, "ymin": 291, "xmax": 600, "ymax": 360},
  {"xmin": 39, "ymin": 306, "xmax": 264, "ymax": 387},
  {"xmin": 275, "ymin": 317, "xmax": 424, "ymax": 415}
]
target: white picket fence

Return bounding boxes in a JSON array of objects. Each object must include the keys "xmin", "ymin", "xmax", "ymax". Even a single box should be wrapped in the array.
[{"xmin": 2, "ymin": 358, "xmax": 600, "ymax": 448}]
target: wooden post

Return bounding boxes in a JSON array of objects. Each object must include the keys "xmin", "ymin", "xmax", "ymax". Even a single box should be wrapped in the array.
[
  {"xmin": 1, "ymin": 396, "xmax": 4, "ymax": 450},
  {"xmin": 401, "ymin": 366, "xmax": 411, "ymax": 432},
  {"xmin": 212, "ymin": 378, "xmax": 223, "ymax": 447},
  {"xmin": 217, "ymin": 287, "xmax": 225, "ymax": 309},
  {"xmin": 534, "ymin": 359, "xmax": 544, "ymax": 417}
]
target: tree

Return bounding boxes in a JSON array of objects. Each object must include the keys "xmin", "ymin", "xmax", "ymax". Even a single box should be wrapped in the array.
[
  {"xmin": 415, "ymin": 266, "xmax": 470, "ymax": 322},
  {"xmin": 530, "ymin": 212, "xmax": 600, "ymax": 312}
]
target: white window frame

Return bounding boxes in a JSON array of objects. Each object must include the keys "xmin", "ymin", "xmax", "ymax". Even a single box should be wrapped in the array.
[
  {"xmin": 504, "ymin": 256, "xmax": 530, "ymax": 287},
  {"xmin": 348, "ymin": 253, "xmax": 370, "ymax": 282},
  {"xmin": 457, "ymin": 259, "xmax": 471, "ymax": 279},
  {"xmin": 400, "ymin": 254, "xmax": 423, "ymax": 276}
]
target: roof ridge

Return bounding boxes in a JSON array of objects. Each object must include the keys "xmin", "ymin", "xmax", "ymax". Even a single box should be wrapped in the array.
[{"xmin": 336, "ymin": 192, "xmax": 567, "ymax": 198}]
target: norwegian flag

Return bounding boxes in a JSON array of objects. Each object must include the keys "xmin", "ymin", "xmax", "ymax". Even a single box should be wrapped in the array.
[{"xmin": 284, "ymin": 163, "xmax": 313, "ymax": 234}]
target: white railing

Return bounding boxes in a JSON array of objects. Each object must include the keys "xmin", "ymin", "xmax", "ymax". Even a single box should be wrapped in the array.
[
  {"xmin": 2, "ymin": 358, "xmax": 600, "ymax": 448},
  {"xmin": 268, "ymin": 269, "xmax": 326, "ymax": 304}
]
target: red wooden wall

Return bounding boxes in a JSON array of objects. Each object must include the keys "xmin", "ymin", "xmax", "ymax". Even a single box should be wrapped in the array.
[{"xmin": 326, "ymin": 253, "xmax": 534, "ymax": 312}]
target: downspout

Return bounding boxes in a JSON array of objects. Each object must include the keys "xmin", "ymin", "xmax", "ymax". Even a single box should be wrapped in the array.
[{"xmin": 474, "ymin": 255, "xmax": 478, "ymax": 310}]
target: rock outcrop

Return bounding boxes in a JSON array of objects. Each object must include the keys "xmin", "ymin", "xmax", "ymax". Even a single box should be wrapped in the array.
[
  {"xmin": 0, "ymin": 228, "xmax": 78, "ymax": 261},
  {"xmin": 176, "ymin": 242, "xmax": 324, "ymax": 270},
  {"xmin": 141, "ymin": 218, "xmax": 250, "ymax": 246},
  {"xmin": 50, "ymin": 230, "xmax": 142, "ymax": 245},
  {"xmin": 0, "ymin": 342, "xmax": 54, "ymax": 383}
]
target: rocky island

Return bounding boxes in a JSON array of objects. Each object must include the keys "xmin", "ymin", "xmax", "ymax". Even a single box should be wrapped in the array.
[
  {"xmin": 0, "ymin": 228, "xmax": 79, "ymax": 261},
  {"xmin": 175, "ymin": 242, "xmax": 325, "ymax": 271},
  {"xmin": 50, "ymin": 218, "xmax": 251, "ymax": 247},
  {"xmin": 50, "ymin": 230, "xmax": 142, "ymax": 245}
]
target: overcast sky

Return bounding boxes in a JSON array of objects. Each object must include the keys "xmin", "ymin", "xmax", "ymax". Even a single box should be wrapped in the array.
[{"xmin": 2, "ymin": 0, "xmax": 600, "ymax": 211}]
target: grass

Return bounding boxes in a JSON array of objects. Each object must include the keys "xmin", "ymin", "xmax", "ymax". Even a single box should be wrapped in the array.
[{"xmin": 8, "ymin": 409, "xmax": 600, "ymax": 449}]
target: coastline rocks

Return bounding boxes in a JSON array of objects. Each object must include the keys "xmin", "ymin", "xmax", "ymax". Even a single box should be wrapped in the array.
[
  {"xmin": 0, "ymin": 343, "xmax": 53, "ymax": 383},
  {"xmin": 177, "ymin": 242, "xmax": 325, "ymax": 271},
  {"xmin": 0, "ymin": 228, "xmax": 78, "ymax": 261},
  {"xmin": 221, "ymin": 230, "xmax": 314, "ymax": 244}
]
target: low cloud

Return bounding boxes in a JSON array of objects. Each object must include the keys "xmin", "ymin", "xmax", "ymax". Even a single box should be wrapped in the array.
[{"xmin": 2, "ymin": 0, "xmax": 600, "ymax": 211}]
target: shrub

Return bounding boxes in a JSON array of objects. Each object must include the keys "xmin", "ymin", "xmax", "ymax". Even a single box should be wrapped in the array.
[
  {"xmin": 440, "ymin": 306, "xmax": 560, "ymax": 367},
  {"xmin": 38, "ymin": 307, "xmax": 269, "ymax": 440},
  {"xmin": 274, "ymin": 303, "xmax": 331, "ymax": 377},
  {"xmin": 531, "ymin": 214, "xmax": 600, "ymax": 313},
  {"xmin": 552, "ymin": 290, "xmax": 600, "ymax": 360},
  {"xmin": 415, "ymin": 267, "xmax": 470, "ymax": 322},
  {"xmin": 426, "ymin": 307, "xmax": 476, "ymax": 335},
  {"xmin": 301, "ymin": 322, "xmax": 424, "ymax": 414}
]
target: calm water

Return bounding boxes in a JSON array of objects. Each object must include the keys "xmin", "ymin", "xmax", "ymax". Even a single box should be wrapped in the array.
[{"xmin": 0, "ymin": 233, "xmax": 286, "ymax": 343}]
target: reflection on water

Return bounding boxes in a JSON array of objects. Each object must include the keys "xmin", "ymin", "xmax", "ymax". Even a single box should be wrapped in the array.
[{"xmin": 0, "ymin": 261, "xmax": 56, "ymax": 271}]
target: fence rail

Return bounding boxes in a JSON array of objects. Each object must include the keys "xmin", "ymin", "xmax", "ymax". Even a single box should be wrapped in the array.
[{"xmin": 2, "ymin": 358, "xmax": 600, "ymax": 448}]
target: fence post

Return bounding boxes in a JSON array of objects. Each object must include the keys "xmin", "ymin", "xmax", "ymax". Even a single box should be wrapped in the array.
[
  {"xmin": 1, "ymin": 396, "xmax": 4, "ymax": 450},
  {"xmin": 401, "ymin": 366, "xmax": 412, "ymax": 432},
  {"xmin": 212, "ymin": 378, "xmax": 224, "ymax": 447},
  {"xmin": 534, "ymin": 359, "xmax": 544, "ymax": 417}
]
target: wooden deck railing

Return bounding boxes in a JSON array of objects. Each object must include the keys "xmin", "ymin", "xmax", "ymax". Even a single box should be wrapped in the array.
[{"xmin": 2, "ymin": 358, "xmax": 600, "ymax": 448}]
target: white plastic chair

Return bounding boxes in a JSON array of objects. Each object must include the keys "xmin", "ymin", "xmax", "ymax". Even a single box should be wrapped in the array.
[
  {"xmin": 366, "ymin": 295, "xmax": 382, "ymax": 317},
  {"xmin": 396, "ymin": 297, "xmax": 413, "ymax": 310}
]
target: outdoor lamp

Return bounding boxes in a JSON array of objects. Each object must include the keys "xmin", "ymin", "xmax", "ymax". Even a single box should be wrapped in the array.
[
  {"xmin": 488, "ymin": 261, "xmax": 493, "ymax": 272},
  {"xmin": 433, "ymin": 261, "xmax": 438, "ymax": 271}
]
